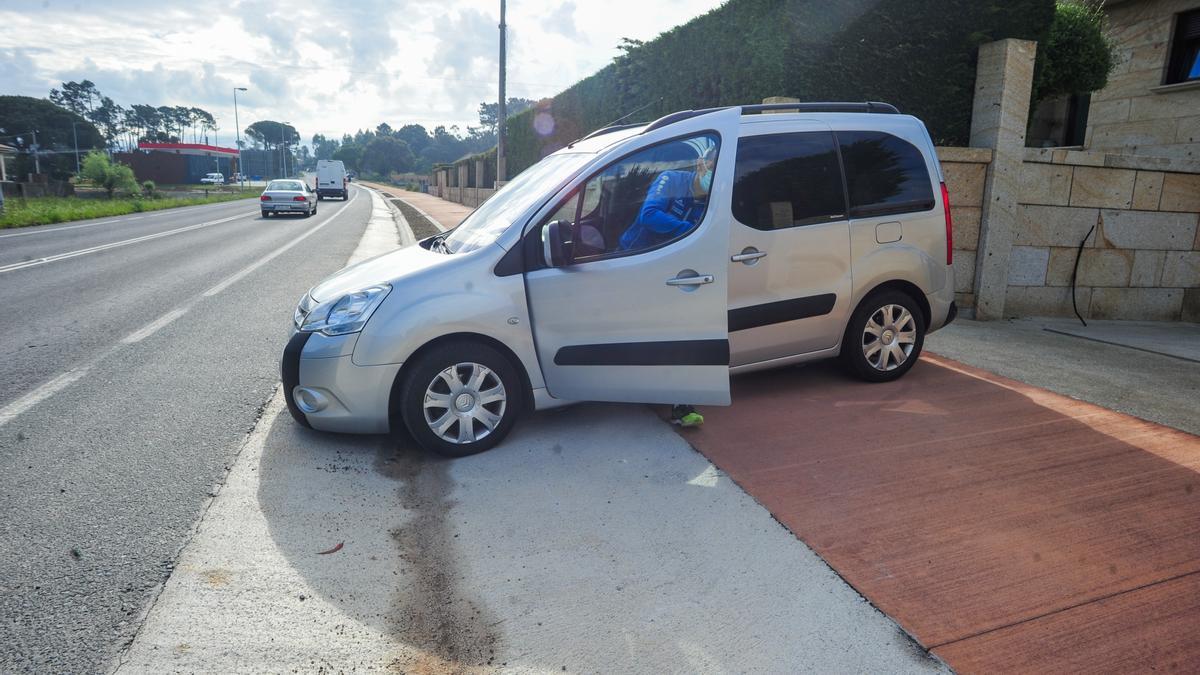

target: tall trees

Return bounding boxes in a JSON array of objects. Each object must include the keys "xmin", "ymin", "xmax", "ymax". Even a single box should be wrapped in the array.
[
  {"xmin": 0, "ymin": 96, "xmax": 104, "ymax": 179},
  {"xmin": 47, "ymin": 80, "xmax": 221, "ymax": 151},
  {"xmin": 311, "ymin": 133, "xmax": 339, "ymax": 161},
  {"xmin": 49, "ymin": 80, "xmax": 101, "ymax": 117},
  {"xmin": 478, "ymin": 97, "xmax": 535, "ymax": 135},
  {"xmin": 361, "ymin": 136, "xmax": 414, "ymax": 176},
  {"xmin": 245, "ymin": 120, "xmax": 299, "ymax": 149},
  {"xmin": 331, "ymin": 144, "xmax": 363, "ymax": 173}
]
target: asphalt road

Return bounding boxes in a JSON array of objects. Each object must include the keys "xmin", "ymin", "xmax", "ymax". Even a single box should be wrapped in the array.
[{"xmin": 0, "ymin": 188, "xmax": 372, "ymax": 672}]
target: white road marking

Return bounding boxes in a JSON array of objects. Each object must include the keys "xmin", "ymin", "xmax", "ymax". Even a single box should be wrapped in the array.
[
  {"xmin": 121, "ymin": 307, "xmax": 189, "ymax": 344},
  {"xmin": 202, "ymin": 191, "xmax": 361, "ymax": 298},
  {"xmin": 0, "ymin": 193, "xmax": 368, "ymax": 428},
  {"xmin": 0, "ymin": 368, "xmax": 90, "ymax": 428},
  {"xmin": 0, "ymin": 213, "xmax": 253, "ymax": 274},
  {"xmin": 687, "ymin": 464, "xmax": 722, "ymax": 487}
]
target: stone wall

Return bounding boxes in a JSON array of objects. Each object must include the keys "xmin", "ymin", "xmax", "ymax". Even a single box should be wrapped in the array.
[
  {"xmin": 937, "ymin": 147, "xmax": 993, "ymax": 312},
  {"xmin": 1005, "ymin": 148, "xmax": 1200, "ymax": 320},
  {"xmin": 1086, "ymin": 0, "xmax": 1200, "ymax": 161}
]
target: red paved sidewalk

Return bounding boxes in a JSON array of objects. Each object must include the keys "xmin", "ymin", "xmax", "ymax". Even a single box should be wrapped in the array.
[
  {"xmin": 674, "ymin": 355, "xmax": 1200, "ymax": 673},
  {"xmin": 358, "ymin": 182, "xmax": 472, "ymax": 230}
]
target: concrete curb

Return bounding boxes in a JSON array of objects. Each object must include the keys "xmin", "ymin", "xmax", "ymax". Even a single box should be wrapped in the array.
[{"xmin": 359, "ymin": 185, "xmax": 413, "ymax": 248}]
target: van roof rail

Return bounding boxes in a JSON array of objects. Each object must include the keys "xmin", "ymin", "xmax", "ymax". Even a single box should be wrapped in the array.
[
  {"xmin": 742, "ymin": 101, "xmax": 900, "ymax": 115},
  {"xmin": 638, "ymin": 102, "xmax": 901, "ymax": 136},
  {"xmin": 641, "ymin": 107, "xmax": 728, "ymax": 134}
]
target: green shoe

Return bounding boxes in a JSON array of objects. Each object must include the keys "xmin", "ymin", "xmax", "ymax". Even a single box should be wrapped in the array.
[{"xmin": 670, "ymin": 405, "xmax": 704, "ymax": 427}]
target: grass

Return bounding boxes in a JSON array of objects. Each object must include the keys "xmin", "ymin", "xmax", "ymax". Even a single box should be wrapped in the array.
[
  {"xmin": 0, "ymin": 193, "xmax": 255, "ymax": 229},
  {"xmin": 389, "ymin": 198, "xmax": 442, "ymax": 239}
]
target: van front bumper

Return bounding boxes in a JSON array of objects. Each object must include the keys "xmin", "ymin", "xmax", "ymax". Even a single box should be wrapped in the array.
[{"xmin": 281, "ymin": 330, "xmax": 400, "ymax": 434}]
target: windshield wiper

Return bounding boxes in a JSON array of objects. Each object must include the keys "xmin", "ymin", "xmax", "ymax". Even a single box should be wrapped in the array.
[{"xmin": 430, "ymin": 234, "xmax": 451, "ymax": 254}]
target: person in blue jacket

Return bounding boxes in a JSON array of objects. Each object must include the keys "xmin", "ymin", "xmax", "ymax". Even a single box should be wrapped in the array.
[
  {"xmin": 618, "ymin": 148, "xmax": 715, "ymax": 252},
  {"xmin": 617, "ymin": 147, "xmax": 715, "ymax": 428}
]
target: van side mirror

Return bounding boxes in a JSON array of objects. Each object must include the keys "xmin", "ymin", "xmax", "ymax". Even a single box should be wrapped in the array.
[{"xmin": 542, "ymin": 219, "xmax": 575, "ymax": 267}]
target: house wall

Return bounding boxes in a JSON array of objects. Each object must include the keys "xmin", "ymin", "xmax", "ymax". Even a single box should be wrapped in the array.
[{"xmin": 1086, "ymin": 0, "xmax": 1200, "ymax": 161}]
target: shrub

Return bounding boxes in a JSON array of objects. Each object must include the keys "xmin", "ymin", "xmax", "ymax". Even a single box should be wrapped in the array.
[
  {"xmin": 142, "ymin": 180, "xmax": 157, "ymax": 197},
  {"xmin": 1032, "ymin": 0, "xmax": 1118, "ymax": 105},
  {"xmin": 503, "ymin": 0, "xmax": 1055, "ymax": 174},
  {"xmin": 80, "ymin": 150, "xmax": 139, "ymax": 198}
]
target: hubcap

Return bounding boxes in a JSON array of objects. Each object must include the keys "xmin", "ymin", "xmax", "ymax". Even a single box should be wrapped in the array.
[
  {"xmin": 423, "ymin": 362, "xmax": 507, "ymax": 444},
  {"xmin": 862, "ymin": 304, "xmax": 917, "ymax": 372}
]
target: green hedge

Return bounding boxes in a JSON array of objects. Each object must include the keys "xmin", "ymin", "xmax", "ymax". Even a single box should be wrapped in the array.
[{"xmin": 503, "ymin": 0, "xmax": 1054, "ymax": 174}]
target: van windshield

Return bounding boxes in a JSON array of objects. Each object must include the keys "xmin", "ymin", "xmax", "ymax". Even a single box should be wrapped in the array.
[{"xmin": 444, "ymin": 152, "xmax": 593, "ymax": 254}]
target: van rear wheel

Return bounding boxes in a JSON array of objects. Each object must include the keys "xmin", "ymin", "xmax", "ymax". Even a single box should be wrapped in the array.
[
  {"xmin": 398, "ymin": 342, "xmax": 523, "ymax": 457},
  {"xmin": 841, "ymin": 290, "xmax": 925, "ymax": 383}
]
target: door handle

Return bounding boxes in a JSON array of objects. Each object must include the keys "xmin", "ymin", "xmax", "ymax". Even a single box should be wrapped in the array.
[
  {"xmin": 731, "ymin": 249, "xmax": 767, "ymax": 263},
  {"xmin": 666, "ymin": 274, "xmax": 714, "ymax": 286}
]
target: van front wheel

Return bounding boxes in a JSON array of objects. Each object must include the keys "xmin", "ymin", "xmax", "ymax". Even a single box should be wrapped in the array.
[
  {"xmin": 841, "ymin": 290, "xmax": 925, "ymax": 383},
  {"xmin": 399, "ymin": 342, "xmax": 523, "ymax": 457}
]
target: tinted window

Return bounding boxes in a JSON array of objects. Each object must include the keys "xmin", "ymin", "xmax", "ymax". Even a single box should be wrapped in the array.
[
  {"xmin": 732, "ymin": 131, "xmax": 845, "ymax": 230},
  {"xmin": 837, "ymin": 131, "xmax": 935, "ymax": 218}
]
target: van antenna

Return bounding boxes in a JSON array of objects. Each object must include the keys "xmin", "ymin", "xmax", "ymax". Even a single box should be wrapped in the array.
[{"xmin": 600, "ymin": 97, "xmax": 664, "ymax": 129}]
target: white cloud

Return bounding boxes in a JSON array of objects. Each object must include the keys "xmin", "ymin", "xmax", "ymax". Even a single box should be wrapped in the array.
[{"xmin": 0, "ymin": 0, "xmax": 728, "ymax": 145}]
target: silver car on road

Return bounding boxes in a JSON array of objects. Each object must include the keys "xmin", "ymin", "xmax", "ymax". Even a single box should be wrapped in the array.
[
  {"xmin": 283, "ymin": 103, "xmax": 956, "ymax": 456},
  {"xmin": 260, "ymin": 179, "xmax": 317, "ymax": 218}
]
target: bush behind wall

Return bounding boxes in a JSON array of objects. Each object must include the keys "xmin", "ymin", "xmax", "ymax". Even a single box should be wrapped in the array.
[{"xmin": 502, "ymin": 0, "xmax": 1054, "ymax": 175}]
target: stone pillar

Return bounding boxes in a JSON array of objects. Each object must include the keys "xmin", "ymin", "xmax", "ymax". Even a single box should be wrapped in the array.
[
  {"xmin": 762, "ymin": 96, "xmax": 800, "ymax": 113},
  {"xmin": 969, "ymin": 39, "xmax": 1037, "ymax": 320},
  {"xmin": 475, "ymin": 159, "xmax": 485, "ymax": 205}
]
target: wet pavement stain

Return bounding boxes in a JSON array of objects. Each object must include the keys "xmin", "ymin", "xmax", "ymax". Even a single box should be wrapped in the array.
[{"xmin": 375, "ymin": 441, "xmax": 501, "ymax": 674}]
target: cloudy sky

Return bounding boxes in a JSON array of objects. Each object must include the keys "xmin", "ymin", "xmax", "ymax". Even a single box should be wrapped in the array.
[{"xmin": 0, "ymin": 0, "xmax": 727, "ymax": 147}]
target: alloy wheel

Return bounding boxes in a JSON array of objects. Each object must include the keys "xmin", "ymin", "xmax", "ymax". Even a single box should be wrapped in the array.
[
  {"xmin": 862, "ymin": 304, "xmax": 917, "ymax": 372},
  {"xmin": 422, "ymin": 362, "xmax": 507, "ymax": 444}
]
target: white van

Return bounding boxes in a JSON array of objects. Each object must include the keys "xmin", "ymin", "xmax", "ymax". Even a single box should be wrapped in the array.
[
  {"xmin": 315, "ymin": 160, "xmax": 348, "ymax": 200},
  {"xmin": 283, "ymin": 103, "xmax": 957, "ymax": 456}
]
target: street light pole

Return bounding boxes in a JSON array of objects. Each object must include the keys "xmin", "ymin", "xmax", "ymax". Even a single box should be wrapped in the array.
[
  {"xmin": 233, "ymin": 87, "xmax": 247, "ymax": 188},
  {"xmin": 496, "ymin": 0, "xmax": 507, "ymax": 185}
]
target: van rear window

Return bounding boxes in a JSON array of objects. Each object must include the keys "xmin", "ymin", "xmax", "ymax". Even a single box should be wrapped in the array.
[
  {"xmin": 731, "ymin": 131, "xmax": 846, "ymax": 230},
  {"xmin": 837, "ymin": 131, "xmax": 935, "ymax": 218}
]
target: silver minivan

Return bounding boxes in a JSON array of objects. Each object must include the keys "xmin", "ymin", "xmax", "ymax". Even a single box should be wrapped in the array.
[{"xmin": 283, "ymin": 104, "xmax": 957, "ymax": 455}]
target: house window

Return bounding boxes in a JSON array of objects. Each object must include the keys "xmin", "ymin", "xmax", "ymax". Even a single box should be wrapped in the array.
[{"xmin": 1165, "ymin": 8, "xmax": 1200, "ymax": 85}]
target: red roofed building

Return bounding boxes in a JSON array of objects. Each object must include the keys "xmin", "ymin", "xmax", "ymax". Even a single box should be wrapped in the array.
[{"xmin": 115, "ymin": 142, "xmax": 241, "ymax": 184}]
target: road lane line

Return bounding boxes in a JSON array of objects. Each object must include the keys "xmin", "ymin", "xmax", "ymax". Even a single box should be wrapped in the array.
[
  {"xmin": 0, "ymin": 200, "xmax": 251, "ymax": 239},
  {"xmin": 0, "ymin": 368, "xmax": 90, "ymax": 428},
  {"xmin": 0, "ymin": 213, "xmax": 253, "ymax": 274},
  {"xmin": 202, "ymin": 192, "xmax": 361, "ymax": 298},
  {"xmin": 0, "ymin": 191, "xmax": 368, "ymax": 429},
  {"xmin": 121, "ymin": 307, "xmax": 189, "ymax": 344}
]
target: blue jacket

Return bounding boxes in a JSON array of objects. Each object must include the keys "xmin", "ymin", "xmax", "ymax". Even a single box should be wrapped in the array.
[{"xmin": 618, "ymin": 170, "xmax": 707, "ymax": 251}]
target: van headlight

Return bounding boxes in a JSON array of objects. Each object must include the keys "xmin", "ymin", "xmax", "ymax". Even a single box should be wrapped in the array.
[{"xmin": 300, "ymin": 284, "xmax": 391, "ymax": 336}]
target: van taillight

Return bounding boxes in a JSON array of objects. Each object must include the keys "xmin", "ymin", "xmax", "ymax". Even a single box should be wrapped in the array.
[{"xmin": 941, "ymin": 181, "xmax": 953, "ymax": 265}]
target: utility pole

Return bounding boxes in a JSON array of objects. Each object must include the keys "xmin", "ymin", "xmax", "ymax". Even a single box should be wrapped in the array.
[
  {"xmin": 233, "ymin": 87, "xmax": 247, "ymax": 188},
  {"xmin": 31, "ymin": 130, "xmax": 41, "ymax": 175},
  {"xmin": 496, "ymin": 0, "xmax": 507, "ymax": 185},
  {"xmin": 71, "ymin": 122, "xmax": 81, "ymax": 174}
]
